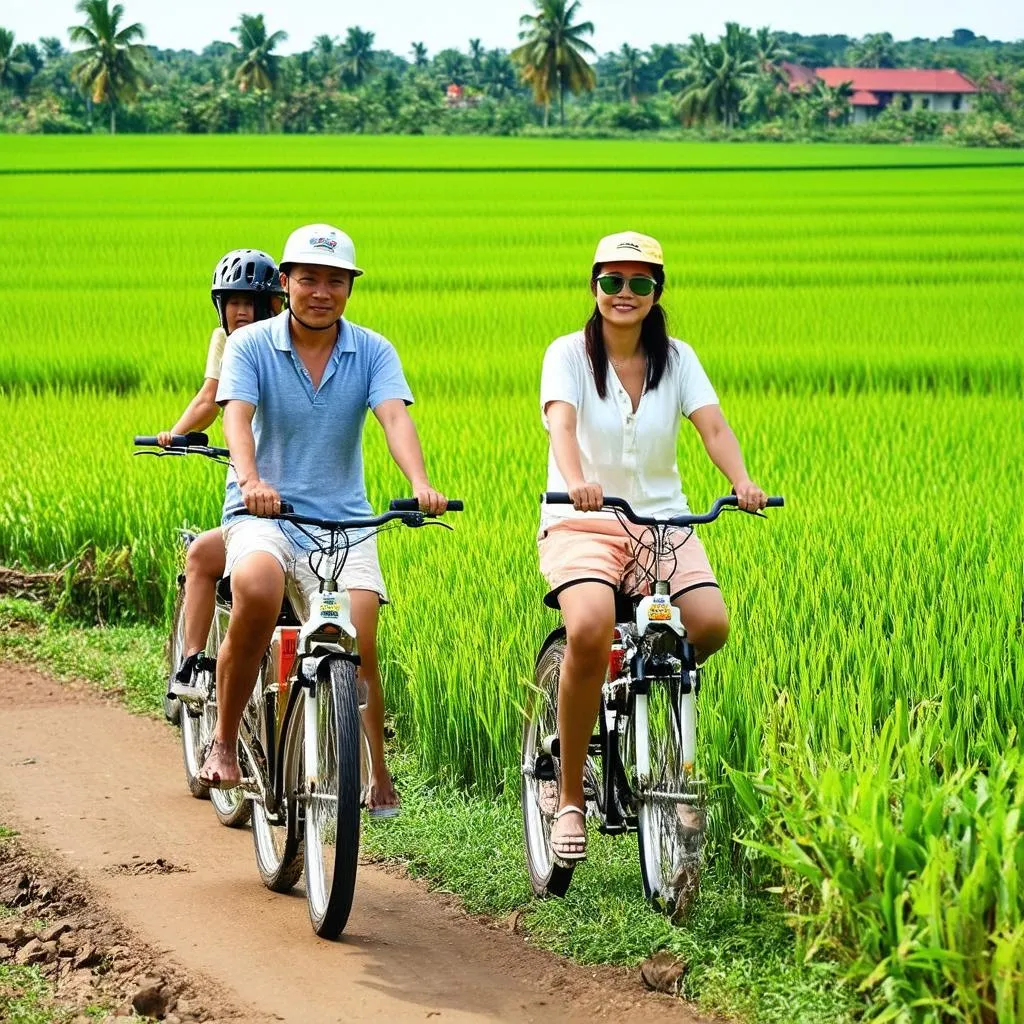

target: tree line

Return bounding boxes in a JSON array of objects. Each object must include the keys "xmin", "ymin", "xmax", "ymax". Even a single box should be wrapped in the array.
[{"xmin": 1, "ymin": 0, "xmax": 1022, "ymax": 142}]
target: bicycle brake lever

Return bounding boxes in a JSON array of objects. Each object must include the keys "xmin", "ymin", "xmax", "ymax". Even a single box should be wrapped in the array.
[{"xmin": 421, "ymin": 519, "xmax": 454, "ymax": 532}]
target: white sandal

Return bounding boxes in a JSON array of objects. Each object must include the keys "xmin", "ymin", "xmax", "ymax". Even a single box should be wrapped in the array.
[{"xmin": 550, "ymin": 805, "xmax": 588, "ymax": 865}]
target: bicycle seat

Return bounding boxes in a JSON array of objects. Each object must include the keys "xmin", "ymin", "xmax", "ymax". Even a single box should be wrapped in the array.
[{"xmin": 216, "ymin": 576, "xmax": 301, "ymax": 627}]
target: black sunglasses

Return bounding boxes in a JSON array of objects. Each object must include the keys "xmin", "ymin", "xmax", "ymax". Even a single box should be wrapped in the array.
[{"xmin": 596, "ymin": 273, "xmax": 658, "ymax": 297}]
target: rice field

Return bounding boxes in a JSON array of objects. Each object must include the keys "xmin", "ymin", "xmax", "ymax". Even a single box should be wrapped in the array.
[{"xmin": 1, "ymin": 137, "xmax": 1022, "ymax": 1020}]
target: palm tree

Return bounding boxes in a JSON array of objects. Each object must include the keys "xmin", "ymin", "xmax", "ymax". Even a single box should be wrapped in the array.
[
  {"xmin": 481, "ymin": 48, "xmax": 517, "ymax": 99},
  {"xmin": 40, "ymin": 37, "xmax": 66, "ymax": 63},
  {"xmin": 434, "ymin": 48, "xmax": 469, "ymax": 88},
  {"xmin": 339, "ymin": 26, "xmax": 375, "ymax": 87},
  {"xmin": 232, "ymin": 13, "xmax": 286, "ymax": 131},
  {"xmin": 752, "ymin": 26, "xmax": 790, "ymax": 77},
  {"xmin": 410, "ymin": 41, "xmax": 428, "ymax": 68},
  {"xmin": 741, "ymin": 26, "xmax": 791, "ymax": 123},
  {"xmin": 67, "ymin": 0, "xmax": 147, "ymax": 134},
  {"xmin": 312, "ymin": 33, "xmax": 337, "ymax": 81},
  {"xmin": 0, "ymin": 29, "xmax": 31, "ymax": 91},
  {"xmin": 846, "ymin": 32, "xmax": 898, "ymax": 69},
  {"xmin": 613, "ymin": 43, "xmax": 645, "ymax": 104},
  {"xmin": 512, "ymin": 0, "xmax": 596, "ymax": 127},
  {"xmin": 665, "ymin": 24, "xmax": 756, "ymax": 128}
]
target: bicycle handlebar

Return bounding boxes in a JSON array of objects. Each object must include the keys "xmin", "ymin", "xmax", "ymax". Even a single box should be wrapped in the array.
[
  {"xmin": 541, "ymin": 492, "xmax": 784, "ymax": 527},
  {"xmin": 225, "ymin": 501, "xmax": 462, "ymax": 532},
  {"xmin": 133, "ymin": 433, "xmax": 230, "ymax": 458}
]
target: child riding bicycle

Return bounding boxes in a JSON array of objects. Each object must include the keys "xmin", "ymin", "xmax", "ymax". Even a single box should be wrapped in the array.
[{"xmin": 160, "ymin": 250, "xmax": 284, "ymax": 720}]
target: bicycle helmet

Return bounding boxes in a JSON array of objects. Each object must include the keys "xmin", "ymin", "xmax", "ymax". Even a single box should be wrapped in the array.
[{"xmin": 210, "ymin": 249, "xmax": 286, "ymax": 330}]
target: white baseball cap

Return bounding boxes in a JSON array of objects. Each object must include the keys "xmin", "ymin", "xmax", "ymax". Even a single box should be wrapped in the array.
[
  {"xmin": 593, "ymin": 231, "xmax": 664, "ymax": 267},
  {"xmin": 280, "ymin": 223, "xmax": 364, "ymax": 277}
]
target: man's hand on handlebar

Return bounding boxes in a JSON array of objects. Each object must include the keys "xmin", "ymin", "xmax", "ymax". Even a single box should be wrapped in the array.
[
  {"xmin": 413, "ymin": 484, "xmax": 449, "ymax": 517},
  {"xmin": 567, "ymin": 480, "xmax": 604, "ymax": 513},
  {"xmin": 241, "ymin": 478, "xmax": 283, "ymax": 518},
  {"xmin": 732, "ymin": 477, "xmax": 768, "ymax": 513}
]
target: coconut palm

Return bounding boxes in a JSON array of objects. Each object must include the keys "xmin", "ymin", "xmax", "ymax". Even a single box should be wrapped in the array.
[
  {"xmin": 511, "ymin": 0, "xmax": 596, "ymax": 127},
  {"xmin": 752, "ymin": 25, "xmax": 790, "ymax": 76},
  {"xmin": 40, "ymin": 37, "xmax": 66, "ymax": 63},
  {"xmin": 312, "ymin": 34, "xmax": 337, "ymax": 81},
  {"xmin": 665, "ymin": 23, "xmax": 756, "ymax": 128},
  {"xmin": 339, "ymin": 26, "xmax": 375, "ymax": 87},
  {"xmin": 67, "ymin": 0, "xmax": 147, "ymax": 134},
  {"xmin": 847, "ymin": 32, "xmax": 898, "ymax": 69},
  {"xmin": 481, "ymin": 48, "xmax": 518, "ymax": 99},
  {"xmin": 468, "ymin": 38, "xmax": 484, "ymax": 71},
  {"xmin": 232, "ymin": 13, "xmax": 286, "ymax": 131},
  {"xmin": 613, "ymin": 43, "xmax": 645, "ymax": 104},
  {"xmin": 410, "ymin": 41, "xmax": 428, "ymax": 67},
  {"xmin": 434, "ymin": 48, "xmax": 469, "ymax": 88},
  {"xmin": 0, "ymin": 29, "xmax": 31, "ymax": 91}
]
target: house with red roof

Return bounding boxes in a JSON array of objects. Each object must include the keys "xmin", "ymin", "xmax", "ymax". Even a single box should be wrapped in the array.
[{"xmin": 783, "ymin": 64, "xmax": 978, "ymax": 124}]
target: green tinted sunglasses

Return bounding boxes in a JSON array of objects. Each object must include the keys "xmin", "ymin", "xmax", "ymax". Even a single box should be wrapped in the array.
[{"xmin": 596, "ymin": 273, "xmax": 658, "ymax": 297}]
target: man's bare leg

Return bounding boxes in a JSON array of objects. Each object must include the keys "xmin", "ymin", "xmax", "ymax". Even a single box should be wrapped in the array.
[{"xmin": 349, "ymin": 589, "xmax": 400, "ymax": 813}]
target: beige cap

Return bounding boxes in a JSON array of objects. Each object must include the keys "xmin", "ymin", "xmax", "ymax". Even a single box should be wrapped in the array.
[{"xmin": 593, "ymin": 231, "xmax": 664, "ymax": 267}]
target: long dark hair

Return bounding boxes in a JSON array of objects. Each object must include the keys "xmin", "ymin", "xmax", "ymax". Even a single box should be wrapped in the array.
[{"xmin": 584, "ymin": 263, "xmax": 669, "ymax": 399}]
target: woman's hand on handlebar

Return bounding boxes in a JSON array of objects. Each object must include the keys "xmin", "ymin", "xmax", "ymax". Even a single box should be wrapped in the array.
[
  {"xmin": 413, "ymin": 483, "xmax": 449, "ymax": 516},
  {"xmin": 157, "ymin": 431, "xmax": 174, "ymax": 448},
  {"xmin": 733, "ymin": 477, "xmax": 768, "ymax": 513},
  {"xmin": 241, "ymin": 478, "xmax": 283, "ymax": 518},
  {"xmin": 567, "ymin": 480, "xmax": 604, "ymax": 512}
]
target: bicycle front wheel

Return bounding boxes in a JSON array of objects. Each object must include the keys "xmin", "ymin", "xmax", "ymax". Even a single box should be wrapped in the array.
[
  {"xmin": 630, "ymin": 677, "xmax": 706, "ymax": 922},
  {"xmin": 302, "ymin": 657, "xmax": 362, "ymax": 938}
]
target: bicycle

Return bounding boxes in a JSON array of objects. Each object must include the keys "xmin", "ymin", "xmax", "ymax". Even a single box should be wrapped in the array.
[
  {"xmin": 521, "ymin": 491, "xmax": 783, "ymax": 922},
  {"xmin": 134, "ymin": 432, "xmax": 463, "ymax": 936}
]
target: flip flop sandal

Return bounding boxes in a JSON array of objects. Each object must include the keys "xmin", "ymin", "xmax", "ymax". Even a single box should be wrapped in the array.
[
  {"xmin": 197, "ymin": 744, "xmax": 241, "ymax": 791},
  {"xmin": 367, "ymin": 803, "xmax": 402, "ymax": 820},
  {"xmin": 550, "ymin": 805, "xmax": 588, "ymax": 865}
]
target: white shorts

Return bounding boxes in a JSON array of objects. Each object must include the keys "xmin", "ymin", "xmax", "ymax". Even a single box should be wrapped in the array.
[{"xmin": 222, "ymin": 518, "xmax": 388, "ymax": 621}]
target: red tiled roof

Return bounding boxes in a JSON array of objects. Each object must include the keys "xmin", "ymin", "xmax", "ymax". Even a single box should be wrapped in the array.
[
  {"xmin": 850, "ymin": 90, "xmax": 880, "ymax": 106},
  {"xmin": 782, "ymin": 61, "xmax": 817, "ymax": 91},
  {"xmin": 814, "ymin": 67, "xmax": 977, "ymax": 94}
]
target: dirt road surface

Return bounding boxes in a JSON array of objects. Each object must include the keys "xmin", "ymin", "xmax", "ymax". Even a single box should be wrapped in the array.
[{"xmin": 0, "ymin": 664, "xmax": 712, "ymax": 1024}]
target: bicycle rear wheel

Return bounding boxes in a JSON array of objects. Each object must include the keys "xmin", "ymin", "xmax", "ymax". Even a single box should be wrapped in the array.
[
  {"xmin": 630, "ymin": 678, "xmax": 706, "ymax": 922},
  {"xmin": 521, "ymin": 635, "xmax": 576, "ymax": 899},
  {"xmin": 302, "ymin": 657, "xmax": 362, "ymax": 938}
]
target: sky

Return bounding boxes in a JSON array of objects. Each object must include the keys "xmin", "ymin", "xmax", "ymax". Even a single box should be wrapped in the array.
[{"xmin": 1, "ymin": 0, "xmax": 1021, "ymax": 57}]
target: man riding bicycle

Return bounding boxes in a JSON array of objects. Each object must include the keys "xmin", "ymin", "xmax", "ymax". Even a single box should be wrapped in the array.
[{"xmin": 198, "ymin": 223, "xmax": 448, "ymax": 812}]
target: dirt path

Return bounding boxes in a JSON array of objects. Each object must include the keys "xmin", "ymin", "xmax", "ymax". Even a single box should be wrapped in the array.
[{"xmin": 0, "ymin": 664, "xmax": 711, "ymax": 1024}]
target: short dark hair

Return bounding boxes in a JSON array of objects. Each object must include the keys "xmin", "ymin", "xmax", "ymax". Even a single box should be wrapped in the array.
[{"xmin": 584, "ymin": 264, "xmax": 669, "ymax": 400}]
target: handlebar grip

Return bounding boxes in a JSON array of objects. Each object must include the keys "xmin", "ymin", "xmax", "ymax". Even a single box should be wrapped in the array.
[
  {"xmin": 388, "ymin": 498, "xmax": 464, "ymax": 513},
  {"xmin": 133, "ymin": 431, "xmax": 209, "ymax": 449},
  {"xmin": 541, "ymin": 491, "xmax": 573, "ymax": 505},
  {"xmin": 766, "ymin": 496, "xmax": 785, "ymax": 508}
]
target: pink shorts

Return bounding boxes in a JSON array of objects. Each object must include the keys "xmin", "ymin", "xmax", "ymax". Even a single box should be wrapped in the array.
[{"xmin": 538, "ymin": 518, "xmax": 718, "ymax": 609}]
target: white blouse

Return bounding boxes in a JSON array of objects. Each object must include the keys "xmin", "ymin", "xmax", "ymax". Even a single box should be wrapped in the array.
[{"xmin": 540, "ymin": 331, "xmax": 718, "ymax": 527}]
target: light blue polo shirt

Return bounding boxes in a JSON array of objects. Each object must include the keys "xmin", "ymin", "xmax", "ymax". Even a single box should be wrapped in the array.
[{"xmin": 216, "ymin": 310, "xmax": 413, "ymax": 538}]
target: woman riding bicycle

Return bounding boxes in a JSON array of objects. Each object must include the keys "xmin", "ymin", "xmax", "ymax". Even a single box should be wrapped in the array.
[
  {"xmin": 160, "ymin": 250, "xmax": 284, "ymax": 715},
  {"xmin": 538, "ymin": 231, "xmax": 769, "ymax": 866}
]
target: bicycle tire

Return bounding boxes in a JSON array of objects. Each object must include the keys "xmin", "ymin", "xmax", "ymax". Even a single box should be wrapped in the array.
[
  {"xmin": 630, "ymin": 680, "xmax": 705, "ymax": 923},
  {"xmin": 521, "ymin": 634, "xmax": 576, "ymax": 899},
  {"xmin": 251, "ymin": 731, "xmax": 304, "ymax": 891},
  {"xmin": 302, "ymin": 657, "xmax": 362, "ymax": 938}
]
